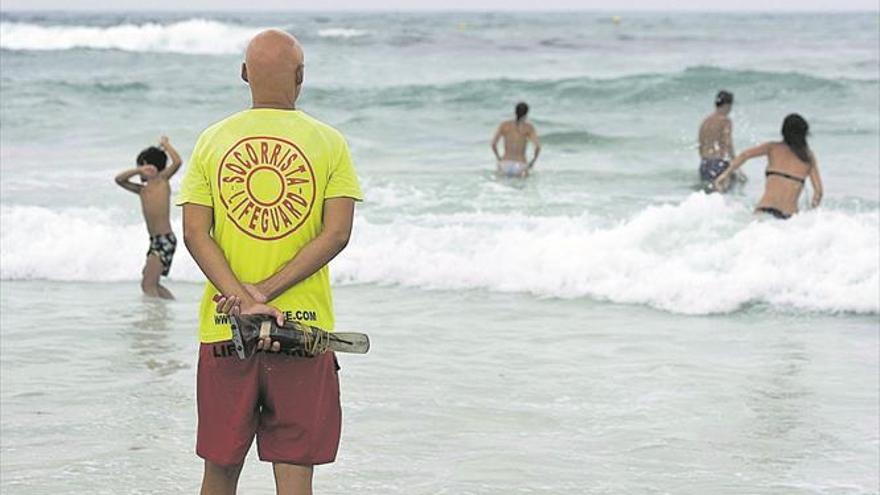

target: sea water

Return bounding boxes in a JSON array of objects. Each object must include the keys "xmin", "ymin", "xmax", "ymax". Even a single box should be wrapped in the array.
[{"xmin": 1, "ymin": 11, "xmax": 878, "ymax": 494}]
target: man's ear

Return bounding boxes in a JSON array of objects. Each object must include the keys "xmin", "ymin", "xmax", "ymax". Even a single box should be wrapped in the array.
[
  {"xmin": 296, "ymin": 65, "xmax": 304, "ymax": 85},
  {"xmin": 241, "ymin": 62, "xmax": 249, "ymax": 83}
]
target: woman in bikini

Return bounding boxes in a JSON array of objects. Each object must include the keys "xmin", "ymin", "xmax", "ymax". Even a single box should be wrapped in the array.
[
  {"xmin": 491, "ymin": 102, "xmax": 541, "ymax": 178},
  {"xmin": 714, "ymin": 113, "xmax": 823, "ymax": 219}
]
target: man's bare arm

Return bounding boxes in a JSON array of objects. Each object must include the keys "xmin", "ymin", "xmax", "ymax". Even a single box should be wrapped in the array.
[
  {"xmin": 182, "ymin": 204, "xmax": 254, "ymax": 302},
  {"xmin": 491, "ymin": 125, "xmax": 503, "ymax": 161},
  {"xmin": 182, "ymin": 203, "xmax": 283, "ymax": 323},
  {"xmin": 159, "ymin": 136, "xmax": 183, "ymax": 179},
  {"xmin": 697, "ymin": 121, "xmax": 705, "ymax": 157},
  {"xmin": 527, "ymin": 126, "xmax": 541, "ymax": 168},
  {"xmin": 115, "ymin": 168, "xmax": 144, "ymax": 194},
  {"xmin": 722, "ymin": 119, "xmax": 735, "ymax": 159},
  {"xmin": 254, "ymin": 197, "xmax": 355, "ymax": 301}
]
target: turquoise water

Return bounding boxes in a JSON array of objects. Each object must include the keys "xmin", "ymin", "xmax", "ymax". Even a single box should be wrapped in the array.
[{"xmin": 1, "ymin": 11, "xmax": 878, "ymax": 494}]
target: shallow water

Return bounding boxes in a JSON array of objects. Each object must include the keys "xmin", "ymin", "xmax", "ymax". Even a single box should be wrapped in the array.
[{"xmin": 1, "ymin": 281, "xmax": 878, "ymax": 494}]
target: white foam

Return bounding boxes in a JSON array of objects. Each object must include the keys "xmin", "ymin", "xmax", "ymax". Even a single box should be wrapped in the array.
[
  {"xmin": 0, "ymin": 20, "xmax": 260, "ymax": 54},
  {"xmin": 317, "ymin": 28, "xmax": 369, "ymax": 39},
  {"xmin": 2, "ymin": 194, "xmax": 877, "ymax": 315},
  {"xmin": 335, "ymin": 194, "xmax": 879, "ymax": 315},
  {"xmin": 0, "ymin": 205, "xmax": 203, "ymax": 282}
]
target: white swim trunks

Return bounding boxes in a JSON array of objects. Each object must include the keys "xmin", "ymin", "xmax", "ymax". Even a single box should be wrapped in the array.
[{"xmin": 497, "ymin": 160, "xmax": 528, "ymax": 177}]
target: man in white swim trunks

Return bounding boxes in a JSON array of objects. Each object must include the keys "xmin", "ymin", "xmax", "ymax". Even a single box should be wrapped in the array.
[{"xmin": 491, "ymin": 102, "xmax": 541, "ymax": 178}]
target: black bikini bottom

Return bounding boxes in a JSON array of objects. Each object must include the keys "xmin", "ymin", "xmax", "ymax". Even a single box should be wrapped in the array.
[{"xmin": 756, "ymin": 207, "xmax": 791, "ymax": 220}]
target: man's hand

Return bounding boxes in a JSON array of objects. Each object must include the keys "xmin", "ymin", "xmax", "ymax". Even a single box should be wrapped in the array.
[
  {"xmin": 140, "ymin": 164, "xmax": 158, "ymax": 177},
  {"xmin": 213, "ymin": 293, "xmax": 285, "ymax": 352},
  {"xmin": 241, "ymin": 301, "xmax": 284, "ymax": 352},
  {"xmin": 812, "ymin": 192, "xmax": 822, "ymax": 208},
  {"xmin": 159, "ymin": 135, "xmax": 170, "ymax": 148}
]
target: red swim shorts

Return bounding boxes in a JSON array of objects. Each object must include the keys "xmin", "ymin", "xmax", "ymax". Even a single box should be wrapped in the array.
[{"xmin": 196, "ymin": 341, "xmax": 341, "ymax": 467}]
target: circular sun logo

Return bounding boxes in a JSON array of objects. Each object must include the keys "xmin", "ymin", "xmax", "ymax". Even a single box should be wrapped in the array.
[{"xmin": 217, "ymin": 136, "xmax": 316, "ymax": 240}]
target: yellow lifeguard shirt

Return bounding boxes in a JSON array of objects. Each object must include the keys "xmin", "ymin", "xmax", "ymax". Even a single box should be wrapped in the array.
[{"xmin": 177, "ymin": 109, "xmax": 363, "ymax": 343}]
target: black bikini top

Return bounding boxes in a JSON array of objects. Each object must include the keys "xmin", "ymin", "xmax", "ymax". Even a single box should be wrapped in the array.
[{"xmin": 765, "ymin": 169, "xmax": 805, "ymax": 185}]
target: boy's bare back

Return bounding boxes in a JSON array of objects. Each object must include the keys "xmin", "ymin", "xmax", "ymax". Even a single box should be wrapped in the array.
[{"xmin": 138, "ymin": 174, "xmax": 173, "ymax": 236}]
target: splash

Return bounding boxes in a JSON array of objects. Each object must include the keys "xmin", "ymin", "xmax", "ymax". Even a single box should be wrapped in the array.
[{"xmin": 3, "ymin": 194, "xmax": 877, "ymax": 315}]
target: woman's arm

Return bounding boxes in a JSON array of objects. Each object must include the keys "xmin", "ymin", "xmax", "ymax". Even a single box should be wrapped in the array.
[
  {"xmin": 491, "ymin": 124, "xmax": 503, "ymax": 161},
  {"xmin": 715, "ymin": 142, "xmax": 772, "ymax": 190},
  {"xmin": 527, "ymin": 125, "xmax": 541, "ymax": 169},
  {"xmin": 808, "ymin": 152, "xmax": 823, "ymax": 207}
]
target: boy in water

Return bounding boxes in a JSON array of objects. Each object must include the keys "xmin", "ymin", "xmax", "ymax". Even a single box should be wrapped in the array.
[{"xmin": 115, "ymin": 136, "xmax": 183, "ymax": 299}]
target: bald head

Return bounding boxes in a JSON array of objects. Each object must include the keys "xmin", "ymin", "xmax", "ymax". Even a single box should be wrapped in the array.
[{"xmin": 242, "ymin": 29, "xmax": 305, "ymax": 109}]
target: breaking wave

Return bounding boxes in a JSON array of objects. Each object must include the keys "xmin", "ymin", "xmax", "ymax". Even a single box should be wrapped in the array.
[{"xmin": 3, "ymin": 194, "xmax": 877, "ymax": 316}]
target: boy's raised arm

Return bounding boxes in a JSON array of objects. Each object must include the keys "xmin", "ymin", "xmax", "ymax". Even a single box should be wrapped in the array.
[
  {"xmin": 159, "ymin": 136, "xmax": 183, "ymax": 179},
  {"xmin": 115, "ymin": 167, "xmax": 144, "ymax": 194}
]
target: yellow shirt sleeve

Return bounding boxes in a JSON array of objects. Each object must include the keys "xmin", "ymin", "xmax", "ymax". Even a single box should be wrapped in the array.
[
  {"xmin": 176, "ymin": 135, "xmax": 213, "ymax": 207},
  {"xmin": 325, "ymin": 135, "xmax": 364, "ymax": 201}
]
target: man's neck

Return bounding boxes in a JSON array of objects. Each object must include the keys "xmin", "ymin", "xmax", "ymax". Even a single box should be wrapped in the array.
[{"xmin": 251, "ymin": 95, "xmax": 297, "ymax": 110}]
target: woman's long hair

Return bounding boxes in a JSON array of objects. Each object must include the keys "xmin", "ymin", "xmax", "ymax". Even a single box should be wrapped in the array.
[
  {"xmin": 515, "ymin": 102, "xmax": 529, "ymax": 122},
  {"xmin": 781, "ymin": 113, "xmax": 812, "ymax": 165}
]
